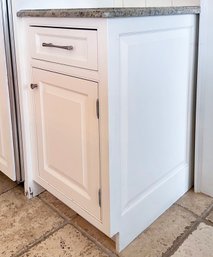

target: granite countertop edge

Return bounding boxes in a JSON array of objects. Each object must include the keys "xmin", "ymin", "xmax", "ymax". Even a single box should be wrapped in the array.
[{"xmin": 17, "ymin": 6, "xmax": 200, "ymax": 18}]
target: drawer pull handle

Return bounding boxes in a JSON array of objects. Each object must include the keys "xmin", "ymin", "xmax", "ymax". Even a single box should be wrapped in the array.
[{"xmin": 42, "ymin": 43, "xmax": 74, "ymax": 51}]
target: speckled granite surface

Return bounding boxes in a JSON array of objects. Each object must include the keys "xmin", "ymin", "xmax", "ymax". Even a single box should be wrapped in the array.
[{"xmin": 17, "ymin": 7, "xmax": 200, "ymax": 18}]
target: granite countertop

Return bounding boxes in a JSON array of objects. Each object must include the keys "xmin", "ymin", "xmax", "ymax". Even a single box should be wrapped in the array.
[{"xmin": 17, "ymin": 6, "xmax": 200, "ymax": 18}]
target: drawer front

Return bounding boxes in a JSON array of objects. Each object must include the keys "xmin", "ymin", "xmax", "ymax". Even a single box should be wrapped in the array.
[{"xmin": 29, "ymin": 26, "xmax": 98, "ymax": 70}]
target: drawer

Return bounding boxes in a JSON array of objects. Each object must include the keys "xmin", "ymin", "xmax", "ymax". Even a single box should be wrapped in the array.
[{"xmin": 29, "ymin": 26, "xmax": 98, "ymax": 70}]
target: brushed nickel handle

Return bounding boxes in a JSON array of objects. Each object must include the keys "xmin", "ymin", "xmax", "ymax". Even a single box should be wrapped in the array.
[
  {"xmin": 42, "ymin": 43, "xmax": 74, "ymax": 51},
  {"xmin": 30, "ymin": 84, "xmax": 38, "ymax": 89}
]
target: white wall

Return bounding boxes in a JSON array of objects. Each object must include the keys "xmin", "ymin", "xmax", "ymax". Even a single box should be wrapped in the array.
[
  {"xmin": 14, "ymin": 0, "xmax": 116, "ymax": 9},
  {"xmin": 195, "ymin": 0, "xmax": 213, "ymax": 197},
  {"xmin": 12, "ymin": 0, "xmax": 200, "ymax": 10},
  {"xmin": 123, "ymin": 0, "xmax": 200, "ymax": 7}
]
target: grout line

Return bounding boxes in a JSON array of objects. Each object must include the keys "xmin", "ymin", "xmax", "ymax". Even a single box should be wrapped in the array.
[
  {"xmin": 1, "ymin": 186, "xmax": 211, "ymax": 257},
  {"xmin": 38, "ymin": 193, "xmax": 213, "ymax": 257},
  {"xmin": 37, "ymin": 195, "xmax": 77, "ymax": 223},
  {"xmin": 175, "ymin": 200, "xmax": 213, "ymax": 219},
  {"xmin": 163, "ymin": 216, "xmax": 213, "ymax": 257},
  {"xmin": 162, "ymin": 202, "xmax": 213, "ymax": 257},
  {"xmin": 202, "ymin": 218, "xmax": 213, "ymax": 227},
  {"xmin": 0, "ymin": 184, "xmax": 19, "ymax": 197},
  {"xmin": 70, "ymin": 217, "xmax": 118, "ymax": 257},
  {"xmin": 175, "ymin": 203, "xmax": 199, "ymax": 218},
  {"xmin": 38, "ymin": 195, "xmax": 116, "ymax": 257},
  {"xmin": 200, "ymin": 202, "xmax": 213, "ymax": 219},
  {"xmin": 161, "ymin": 219, "xmax": 201, "ymax": 257},
  {"xmin": 203, "ymin": 206, "xmax": 213, "ymax": 225},
  {"xmin": 12, "ymin": 221, "xmax": 68, "ymax": 257},
  {"xmin": 28, "ymin": 191, "xmax": 213, "ymax": 257}
]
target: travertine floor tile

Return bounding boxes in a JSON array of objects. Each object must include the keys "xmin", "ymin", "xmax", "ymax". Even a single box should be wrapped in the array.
[
  {"xmin": 73, "ymin": 215, "xmax": 116, "ymax": 252},
  {"xmin": 171, "ymin": 223, "xmax": 213, "ymax": 257},
  {"xmin": 176, "ymin": 189, "xmax": 213, "ymax": 216},
  {"xmin": 20, "ymin": 224, "xmax": 109, "ymax": 257},
  {"xmin": 0, "ymin": 171, "xmax": 17, "ymax": 195},
  {"xmin": 39, "ymin": 191, "xmax": 77, "ymax": 220},
  {"xmin": 0, "ymin": 186, "xmax": 64, "ymax": 257},
  {"xmin": 206, "ymin": 209, "xmax": 213, "ymax": 223},
  {"xmin": 120, "ymin": 205, "xmax": 196, "ymax": 257}
]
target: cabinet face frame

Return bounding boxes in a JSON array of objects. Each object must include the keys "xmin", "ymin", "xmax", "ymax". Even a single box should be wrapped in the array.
[{"xmin": 17, "ymin": 17, "xmax": 112, "ymax": 236}]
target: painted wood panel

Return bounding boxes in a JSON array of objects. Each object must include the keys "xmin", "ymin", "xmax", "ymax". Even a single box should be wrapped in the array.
[
  {"xmin": 120, "ymin": 28, "xmax": 192, "ymax": 212},
  {"xmin": 32, "ymin": 68, "xmax": 101, "ymax": 219},
  {"xmin": 0, "ymin": 7, "xmax": 15, "ymax": 180},
  {"xmin": 30, "ymin": 26, "xmax": 98, "ymax": 70},
  {"xmin": 107, "ymin": 14, "xmax": 197, "ymax": 251}
]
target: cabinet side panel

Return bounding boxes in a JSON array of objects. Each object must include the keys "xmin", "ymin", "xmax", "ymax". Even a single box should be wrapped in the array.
[
  {"xmin": 108, "ymin": 15, "xmax": 197, "ymax": 251},
  {"xmin": 120, "ymin": 28, "xmax": 192, "ymax": 213}
]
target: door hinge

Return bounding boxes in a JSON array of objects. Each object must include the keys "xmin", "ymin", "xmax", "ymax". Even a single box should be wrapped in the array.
[
  {"xmin": 96, "ymin": 99, "xmax": 100, "ymax": 119},
  {"xmin": 98, "ymin": 188, "xmax": 102, "ymax": 208}
]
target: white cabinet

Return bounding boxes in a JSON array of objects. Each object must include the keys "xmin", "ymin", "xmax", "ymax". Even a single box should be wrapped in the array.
[
  {"xmin": 0, "ymin": 10, "xmax": 15, "ymax": 180},
  {"xmin": 32, "ymin": 68, "xmax": 101, "ymax": 219},
  {"xmin": 17, "ymin": 14, "xmax": 198, "ymax": 252}
]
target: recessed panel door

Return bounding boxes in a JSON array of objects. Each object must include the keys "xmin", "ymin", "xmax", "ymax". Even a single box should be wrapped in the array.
[{"xmin": 32, "ymin": 68, "xmax": 101, "ymax": 219}]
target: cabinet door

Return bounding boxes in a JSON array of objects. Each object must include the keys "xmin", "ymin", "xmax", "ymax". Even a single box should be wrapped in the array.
[
  {"xmin": 32, "ymin": 68, "xmax": 101, "ymax": 219},
  {"xmin": 0, "ymin": 10, "xmax": 15, "ymax": 180}
]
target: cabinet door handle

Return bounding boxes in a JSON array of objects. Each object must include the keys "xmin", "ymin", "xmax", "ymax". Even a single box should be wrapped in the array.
[
  {"xmin": 30, "ymin": 84, "xmax": 38, "ymax": 89},
  {"xmin": 42, "ymin": 43, "xmax": 74, "ymax": 51}
]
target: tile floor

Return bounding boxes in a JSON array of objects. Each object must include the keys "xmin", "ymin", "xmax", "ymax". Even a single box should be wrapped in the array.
[{"xmin": 1, "ymin": 171, "xmax": 213, "ymax": 257}]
